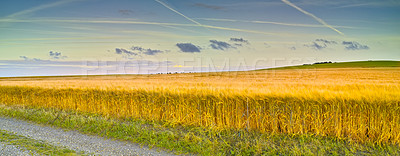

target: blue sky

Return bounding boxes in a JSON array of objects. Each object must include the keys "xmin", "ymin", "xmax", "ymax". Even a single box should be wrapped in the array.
[{"xmin": 0, "ymin": 0, "xmax": 399, "ymax": 76}]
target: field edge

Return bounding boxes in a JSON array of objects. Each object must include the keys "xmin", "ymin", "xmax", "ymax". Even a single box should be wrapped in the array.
[{"xmin": 0, "ymin": 104, "xmax": 398, "ymax": 156}]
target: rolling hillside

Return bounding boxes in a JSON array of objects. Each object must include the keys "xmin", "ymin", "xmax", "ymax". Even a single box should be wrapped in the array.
[{"xmin": 260, "ymin": 60, "xmax": 400, "ymax": 70}]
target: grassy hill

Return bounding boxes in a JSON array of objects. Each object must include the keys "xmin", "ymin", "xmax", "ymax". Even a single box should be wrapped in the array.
[
  {"xmin": 1, "ymin": 60, "xmax": 399, "ymax": 80},
  {"xmin": 260, "ymin": 60, "xmax": 400, "ymax": 70}
]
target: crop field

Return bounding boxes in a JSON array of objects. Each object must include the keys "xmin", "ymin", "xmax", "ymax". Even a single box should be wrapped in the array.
[{"xmin": 0, "ymin": 61, "xmax": 399, "ymax": 154}]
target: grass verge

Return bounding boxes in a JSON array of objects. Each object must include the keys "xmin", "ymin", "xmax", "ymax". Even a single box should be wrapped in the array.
[
  {"xmin": 0, "ymin": 104, "xmax": 399, "ymax": 155},
  {"xmin": 0, "ymin": 129, "xmax": 81, "ymax": 155}
]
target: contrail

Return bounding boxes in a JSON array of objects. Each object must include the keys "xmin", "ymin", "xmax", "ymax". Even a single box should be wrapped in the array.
[
  {"xmin": 281, "ymin": 0, "xmax": 344, "ymax": 35},
  {"xmin": 6, "ymin": 0, "xmax": 83, "ymax": 18},
  {"xmin": 157, "ymin": 24, "xmax": 208, "ymax": 35},
  {"xmin": 0, "ymin": 18, "xmax": 196, "ymax": 27},
  {"xmin": 335, "ymin": 2, "xmax": 376, "ymax": 8},
  {"xmin": 196, "ymin": 18, "xmax": 356, "ymax": 29},
  {"xmin": 0, "ymin": 18, "xmax": 288, "ymax": 36},
  {"xmin": 155, "ymin": 0, "xmax": 203, "ymax": 26},
  {"xmin": 1, "ymin": 36, "xmax": 122, "ymax": 41},
  {"xmin": 201, "ymin": 25, "xmax": 278, "ymax": 36},
  {"xmin": 0, "ymin": 27, "xmax": 93, "ymax": 36}
]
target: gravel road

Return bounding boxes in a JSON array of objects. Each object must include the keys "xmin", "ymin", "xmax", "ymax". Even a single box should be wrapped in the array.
[{"xmin": 0, "ymin": 117, "xmax": 177, "ymax": 156}]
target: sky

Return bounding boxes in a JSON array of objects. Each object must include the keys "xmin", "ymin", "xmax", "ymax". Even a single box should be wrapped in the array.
[{"xmin": 0, "ymin": 0, "xmax": 399, "ymax": 77}]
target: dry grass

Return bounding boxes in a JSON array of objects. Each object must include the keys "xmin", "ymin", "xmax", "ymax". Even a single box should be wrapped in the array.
[{"xmin": 0, "ymin": 67, "xmax": 399, "ymax": 145}]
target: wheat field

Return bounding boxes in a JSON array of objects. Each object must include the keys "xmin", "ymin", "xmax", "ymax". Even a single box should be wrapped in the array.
[{"xmin": 0, "ymin": 67, "xmax": 399, "ymax": 145}]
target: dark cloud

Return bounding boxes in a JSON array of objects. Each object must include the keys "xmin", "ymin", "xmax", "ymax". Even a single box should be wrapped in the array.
[
  {"xmin": 210, "ymin": 40, "xmax": 235, "ymax": 50},
  {"xmin": 304, "ymin": 39, "xmax": 369, "ymax": 51},
  {"xmin": 193, "ymin": 3, "xmax": 223, "ymax": 10},
  {"xmin": 119, "ymin": 9, "xmax": 134, "ymax": 15},
  {"xmin": 315, "ymin": 39, "xmax": 337, "ymax": 44},
  {"xmin": 176, "ymin": 43, "xmax": 201, "ymax": 53},
  {"xmin": 19, "ymin": 56, "xmax": 42, "ymax": 61},
  {"xmin": 130, "ymin": 46, "xmax": 145, "ymax": 52},
  {"xmin": 131, "ymin": 46, "xmax": 163, "ymax": 55},
  {"xmin": 234, "ymin": 43, "xmax": 243, "ymax": 47},
  {"xmin": 230, "ymin": 38, "xmax": 249, "ymax": 44},
  {"xmin": 305, "ymin": 42, "xmax": 327, "ymax": 50},
  {"xmin": 49, "ymin": 51, "xmax": 67, "ymax": 59},
  {"xmin": 115, "ymin": 48, "xmax": 138, "ymax": 56},
  {"xmin": 115, "ymin": 49, "xmax": 122, "ymax": 54},
  {"xmin": 143, "ymin": 49, "xmax": 163, "ymax": 55},
  {"xmin": 342, "ymin": 41, "xmax": 369, "ymax": 50},
  {"xmin": 19, "ymin": 56, "xmax": 29, "ymax": 60},
  {"xmin": 115, "ymin": 45, "xmax": 164, "ymax": 58},
  {"xmin": 304, "ymin": 39, "xmax": 337, "ymax": 50},
  {"xmin": 49, "ymin": 51, "xmax": 61, "ymax": 57}
]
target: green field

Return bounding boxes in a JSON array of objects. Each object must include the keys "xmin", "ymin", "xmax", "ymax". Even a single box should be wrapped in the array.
[{"xmin": 259, "ymin": 60, "xmax": 400, "ymax": 70}]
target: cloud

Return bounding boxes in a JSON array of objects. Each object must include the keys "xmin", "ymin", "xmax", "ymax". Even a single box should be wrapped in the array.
[
  {"xmin": 176, "ymin": 43, "xmax": 201, "ymax": 53},
  {"xmin": 131, "ymin": 46, "xmax": 163, "ymax": 55},
  {"xmin": 316, "ymin": 39, "xmax": 337, "ymax": 44},
  {"xmin": 303, "ymin": 39, "xmax": 369, "ymax": 51},
  {"xmin": 193, "ymin": 3, "xmax": 223, "ymax": 10},
  {"xmin": 281, "ymin": 0, "xmax": 344, "ymax": 35},
  {"xmin": 230, "ymin": 38, "xmax": 249, "ymax": 44},
  {"xmin": 144, "ymin": 49, "xmax": 163, "ymax": 55},
  {"xmin": 305, "ymin": 42, "xmax": 327, "ymax": 50},
  {"xmin": 342, "ymin": 41, "xmax": 369, "ymax": 50},
  {"xmin": 209, "ymin": 40, "xmax": 235, "ymax": 50},
  {"xmin": 19, "ymin": 51, "xmax": 67, "ymax": 61},
  {"xmin": 304, "ymin": 39, "xmax": 337, "ymax": 50},
  {"xmin": 19, "ymin": 56, "xmax": 29, "ymax": 61},
  {"xmin": 19, "ymin": 56, "xmax": 42, "ymax": 61},
  {"xmin": 49, "ymin": 51, "xmax": 67, "ymax": 59},
  {"xmin": 115, "ymin": 45, "xmax": 164, "ymax": 58},
  {"xmin": 118, "ymin": 9, "xmax": 134, "ymax": 15},
  {"xmin": 115, "ymin": 48, "xmax": 139, "ymax": 56}
]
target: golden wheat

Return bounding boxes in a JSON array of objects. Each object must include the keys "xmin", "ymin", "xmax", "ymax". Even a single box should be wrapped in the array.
[{"xmin": 0, "ymin": 67, "xmax": 399, "ymax": 144}]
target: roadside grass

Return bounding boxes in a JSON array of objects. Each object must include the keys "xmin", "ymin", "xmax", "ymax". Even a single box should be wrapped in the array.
[
  {"xmin": 0, "ymin": 104, "xmax": 398, "ymax": 156},
  {"xmin": 0, "ymin": 129, "xmax": 82, "ymax": 155}
]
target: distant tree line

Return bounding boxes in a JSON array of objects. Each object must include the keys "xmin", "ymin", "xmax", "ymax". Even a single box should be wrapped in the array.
[
  {"xmin": 313, "ymin": 61, "xmax": 333, "ymax": 64},
  {"xmin": 303, "ymin": 61, "xmax": 334, "ymax": 65}
]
